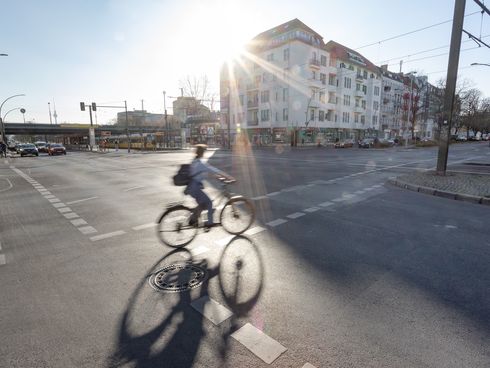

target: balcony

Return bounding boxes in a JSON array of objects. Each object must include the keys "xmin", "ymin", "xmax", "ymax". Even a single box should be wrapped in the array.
[
  {"xmin": 356, "ymin": 74, "xmax": 363, "ymax": 81},
  {"xmin": 355, "ymin": 89, "xmax": 365, "ymax": 97},
  {"xmin": 247, "ymin": 119, "xmax": 259, "ymax": 126},
  {"xmin": 247, "ymin": 101, "xmax": 258, "ymax": 108},
  {"xmin": 309, "ymin": 59, "xmax": 321, "ymax": 68}
]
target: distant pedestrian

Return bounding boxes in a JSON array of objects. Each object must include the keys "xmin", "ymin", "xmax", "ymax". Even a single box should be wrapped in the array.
[
  {"xmin": 115, "ymin": 139, "xmax": 119, "ymax": 151},
  {"xmin": 0, "ymin": 141, "xmax": 6, "ymax": 158}
]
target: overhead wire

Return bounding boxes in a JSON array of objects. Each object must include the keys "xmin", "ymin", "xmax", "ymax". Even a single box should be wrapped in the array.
[{"xmin": 355, "ymin": 10, "xmax": 481, "ymax": 50}]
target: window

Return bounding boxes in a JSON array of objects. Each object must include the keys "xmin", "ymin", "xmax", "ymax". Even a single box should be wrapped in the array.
[
  {"xmin": 342, "ymin": 112, "xmax": 350, "ymax": 122},
  {"xmin": 239, "ymin": 95, "xmax": 244, "ymax": 105},
  {"xmin": 374, "ymin": 86, "xmax": 380, "ymax": 96},
  {"xmin": 319, "ymin": 91, "xmax": 325, "ymax": 103},
  {"xmin": 272, "ymin": 74, "xmax": 277, "ymax": 82},
  {"xmin": 261, "ymin": 109, "xmax": 270, "ymax": 121},
  {"xmin": 310, "ymin": 109, "xmax": 315, "ymax": 121},
  {"xmin": 283, "ymin": 88, "xmax": 288, "ymax": 102},
  {"xmin": 361, "ymin": 115, "xmax": 365, "ymax": 124},
  {"xmin": 328, "ymin": 92, "xmax": 335, "ymax": 104},
  {"xmin": 266, "ymin": 53, "xmax": 274, "ymax": 61},
  {"xmin": 320, "ymin": 73, "xmax": 326, "ymax": 85},
  {"xmin": 362, "ymin": 85, "xmax": 367, "ymax": 94},
  {"xmin": 343, "ymin": 95, "xmax": 351, "ymax": 106},
  {"xmin": 335, "ymin": 114, "xmax": 338, "ymax": 122},
  {"xmin": 329, "ymin": 57, "xmax": 336, "ymax": 67},
  {"xmin": 283, "ymin": 108, "xmax": 288, "ymax": 121},
  {"xmin": 373, "ymin": 101, "xmax": 379, "ymax": 110},
  {"xmin": 356, "ymin": 83, "xmax": 361, "ymax": 91},
  {"xmin": 255, "ymin": 75, "xmax": 261, "ymax": 86},
  {"xmin": 326, "ymin": 110, "xmax": 333, "ymax": 121},
  {"xmin": 262, "ymin": 73, "xmax": 268, "ymax": 83},
  {"xmin": 283, "ymin": 48, "xmax": 289, "ymax": 61},
  {"xmin": 355, "ymin": 98, "xmax": 360, "ymax": 107},
  {"xmin": 344, "ymin": 77, "xmax": 351, "ymax": 88},
  {"xmin": 249, "ymin": 110, "xmax": 258, "ymax": 125},
  {"xmin": 340, "ymin": 62, "xmax": 345, "ymax": 68},
  {"xmin": 328, "ymin": 74, "xmax": 335, "ymax": 86},
  {"xmin": 275, "ymin": 91, "xmax": 279, "ymax": 101},
  {"xmin": 275, "ymin": 111, "xmax": 278, "ymax": 122},
  {"xmin": 354, "ymin": 114, "xmax": 359, "ymax": 123},
  {"xmin": 312, "ymin": 71, "xmax": 316, "ymax": 80},
  {"xmin": 319, "ymin": 110, "xmax": 325, "ymax": 121},
  {"xmin": 261, "ymin": 90, "xmax": 270, "ymax": 103},
  {"xmin": 372, "ymin": 115, "xmax": 378, "ymax": 124},
  {"xmin": 363, "ymin": 70, "xmax": 368, "ymax": 79},
  {"xmin": 362, "ymin": 100, "xmax": 366, "ymax": 109},
  {"xmin": 321, "ymin": 55, "xmax": 327, "ymax": 66}
]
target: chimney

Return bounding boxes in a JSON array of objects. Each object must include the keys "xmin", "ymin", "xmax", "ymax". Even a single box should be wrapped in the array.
[{"xmin": 381, "ymin": 64, "xmax": 388, "ymax": 72}]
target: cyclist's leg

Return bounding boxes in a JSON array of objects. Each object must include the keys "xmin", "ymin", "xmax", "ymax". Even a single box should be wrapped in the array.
[{"xmin": 187, "ymin": 183, "xmax": 213, "ymax": 225}]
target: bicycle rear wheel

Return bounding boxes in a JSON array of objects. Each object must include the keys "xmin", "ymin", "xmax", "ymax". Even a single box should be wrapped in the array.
[
  {"xmin": 157, "ymin": 205, "xmax": 197, "ymax": 247},
  {"xmin": 220, "ymin": 197, "xmax": 255, "ymax": 235}
]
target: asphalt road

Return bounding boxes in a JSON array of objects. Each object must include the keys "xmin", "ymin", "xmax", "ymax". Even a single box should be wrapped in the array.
[{"xmin": 0, "ymin": 142, "xmax": 489, "ymax": 368}]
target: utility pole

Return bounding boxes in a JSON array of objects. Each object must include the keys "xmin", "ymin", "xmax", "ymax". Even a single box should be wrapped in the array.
[
  {"xmin": 48, "ymin": 102, "xmax": 53, "ymax": 124},
  {"xmin": 163, "ymin": 91, "xmax": 168, "ymax": 148},
  {"xmin": 125, "ymin": 100, "xmax": 130, "ymax": 153},
  {"xmin": 436, "ymin": 0, "xmax": 466, "ymax": 175}
]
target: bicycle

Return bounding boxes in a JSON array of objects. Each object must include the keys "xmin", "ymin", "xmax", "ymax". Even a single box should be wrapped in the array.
[{"xmin": 157, "ymin": 178, "xmax": 255, "ymax": 247}]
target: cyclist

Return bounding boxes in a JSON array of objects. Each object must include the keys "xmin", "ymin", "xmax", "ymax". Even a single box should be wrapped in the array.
[{"xmin": 186, "ymin": 144, "xmax": 234, "ymax": 228}]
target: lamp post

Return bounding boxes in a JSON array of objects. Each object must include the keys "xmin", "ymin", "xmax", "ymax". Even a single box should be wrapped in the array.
[
  {"xmin": 0, "ymin": 94, "xmax": 26, "ymax": 143},
  {"xmin": 163, "ymin": 91, "xmax": 169, "ymax": 148}
]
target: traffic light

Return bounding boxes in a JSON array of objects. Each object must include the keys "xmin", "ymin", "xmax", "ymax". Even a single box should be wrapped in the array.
[
  {"xmin": 91, "ymin": 102, "xmax": 97, "ymax": 111},
  {"xmin": 80, "ymin": 102, "xmax": 85, "ymax": 111}
]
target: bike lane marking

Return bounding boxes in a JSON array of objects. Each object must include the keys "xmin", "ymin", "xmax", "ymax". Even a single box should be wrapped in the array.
[
  {"xmin": 287, "ymin": 212, "xmax": 305, "ymax": 219},
  {"xmin": 266, "ymin": 219, "xmax": 288, "ymax": 227},
  {"xmin": 190, "ymin": 295, "xmax": 233, "ymax": 326},
  {"xmin": 90, "ymin": 230, "xmax": 126, "ymax": 242},
  {"xmin": 132, "ymin": 222, "xmax": 157, "ymax": 231},
  {"xmin": 231, "ymin": 323, "xmax": 287, "ymax": 364}
]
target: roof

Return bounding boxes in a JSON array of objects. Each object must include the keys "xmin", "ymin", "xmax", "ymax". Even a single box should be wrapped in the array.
[{"xmin": 324, "ymin": 40, "xmax": 380, "ymax": 74}]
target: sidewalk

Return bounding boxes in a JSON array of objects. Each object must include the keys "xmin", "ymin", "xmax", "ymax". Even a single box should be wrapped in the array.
[{"xmin": 389, "ymin": 162, "xmax": 490, "ymax": 206}]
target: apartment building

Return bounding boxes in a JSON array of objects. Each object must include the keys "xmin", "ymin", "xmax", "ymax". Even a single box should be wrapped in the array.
[
  {"xmin": 220, "ymin": 19, "xmax": 382, "ymax": 144},
  {"xmin": 380, "ymin": 66, "xmax": 405, "ymax": 138}
]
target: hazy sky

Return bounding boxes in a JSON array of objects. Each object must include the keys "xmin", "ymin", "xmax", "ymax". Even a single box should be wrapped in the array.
[{"xmin": 1, "ymin": 0, "xmax": 489, "ymax": 124}]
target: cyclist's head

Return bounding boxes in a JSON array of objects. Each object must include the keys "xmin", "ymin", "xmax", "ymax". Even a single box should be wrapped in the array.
[{"xmin": 195, "ymin": 144, "xmax": 207, "ymax": 158}]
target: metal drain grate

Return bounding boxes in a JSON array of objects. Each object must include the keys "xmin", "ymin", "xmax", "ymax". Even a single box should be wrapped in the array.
[{"xmin": 149, "ymin": 262, "xmax": 207, "ymax": 292}]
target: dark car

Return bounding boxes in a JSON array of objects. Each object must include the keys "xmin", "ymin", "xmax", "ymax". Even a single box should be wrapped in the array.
[
  {"xmin": 18, "ymin": 144, "xmax": 39, "ymax": 157},
  {"xmin": 358, "ymin": 138, "xmax": 374, "ymax": 148},
  {"xmin": 48, "ymin": 143, "xmax": 67, "ymax": 155}
]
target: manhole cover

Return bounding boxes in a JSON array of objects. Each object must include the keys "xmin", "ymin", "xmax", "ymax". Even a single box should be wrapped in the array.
[{"xmin": 149, "ymin": 262, "xmax": 207, "ymax": 292}]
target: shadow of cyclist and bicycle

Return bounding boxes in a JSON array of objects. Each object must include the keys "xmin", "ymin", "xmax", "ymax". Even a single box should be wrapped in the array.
[{"xmin": 107, "ymin": 235, "xmax": 264, "ymax": 368}]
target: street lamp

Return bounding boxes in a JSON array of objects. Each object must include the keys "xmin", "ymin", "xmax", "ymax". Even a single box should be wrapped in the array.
[
  {"xmin": 162, "ymin": 91, "xmax": 169, "ymax": 148},
  {"xmin": 0, "ymin": 94, "xmax": 26, "ymax": 143}
]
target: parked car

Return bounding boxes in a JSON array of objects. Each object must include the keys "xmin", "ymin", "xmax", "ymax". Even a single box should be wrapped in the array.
[
  {"xmin": 358, "ymin": 138, "xmax": 375, "ymax": 148},
  {"xmin": 334, "ymin": 139, "xmax": 355, "ymax": 148},
  {"xmin": 48, "ymin": 143, "xmax": 67, "ymax": 155},
  {"xmin": 35, "ymin": 141, "xmax": 48, "ymax": 153},
  {"xmin": 18, "ymin": 144, "xmax": 39, "ymax": 157},
  {"xmin": 456, "ymin": 135, "xmax": 467, "ymax": 142}
]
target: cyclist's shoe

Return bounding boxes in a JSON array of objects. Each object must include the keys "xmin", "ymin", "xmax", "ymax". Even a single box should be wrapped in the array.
[
  {"xmin": 203, "ymin": 222, "xmax": 218, "ymax": 231},
  {"xmin": 188, "ymin": 217, "xmax": 198, "ymax": 227}
]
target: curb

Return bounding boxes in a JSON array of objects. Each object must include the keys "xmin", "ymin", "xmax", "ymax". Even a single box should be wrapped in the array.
[{"xmin": 388, "ymin": 178, "xmax": 490, "ymax": 206}]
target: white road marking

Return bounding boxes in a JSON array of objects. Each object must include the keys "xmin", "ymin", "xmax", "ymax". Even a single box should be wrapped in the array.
[
  {"xmin": 124, "ymin": 186, "xmax": 145, "ymax": 192},
  {"xmin": 302, "ymin": 363, "xmax": 317, "ymax": 368},
  {"xmin": 303, "ymin": 207, "xmax": 320, "ymax": 213},
  {"xmin": 38, "ymin": 190, "xmax": 50, "ymax": 194},
  {"xmin": 231, "ymin": 323, "xmax": 287, "ymax": 364},
  {"xmin": 52, "ymin": 202, "xmax": 66, "ymax": 208},
  {"xmin": 57, "ymin": 207, "xmax": 72, "ymax": 213},
  {"xmin": 70, "ymin": 218, "xmax": 88, "ymax": 226},
  {"xmin": 365, "ymin": 187, "xmax": 374, "ymax": 191},
  {"xmin": 282, "ymin": 185, "xmax": 306, "ymax": 192},
  {"xmin": 332, "ymin": 198, "xmax": 346, "ymax": 202},
  {"xmin": 372, "ymin": 184, "xmax": 383, "ymax": 188},
  {"xmin": 244, "ymin": 226, "xmax": 266, "ymax": 236},
  {"xmin": 66, "ymin": 196, "xmax": 98, "ymax": 205},
  {"xmin": 216, "ymin": 235, "xmax": 235, "ymax": 247},
  {"xmin": 251, "ymin": 195, "xmax": 268, "ymax": 201},
  {"xmin": 354, "ymin": 190, "xmax": 365, "ymax": 194},
  {"xmin": 266, "ymin": 219, "xmax": 288, "ymax": 227},
  {"xmin": 318, "ymin": 201, "xmax": 334, "ymax": 207},
  {"xmin": 0, "ymin": 178, "xmax": 13, "ymax": 192},
  {"xmin": 191, "ymin": 245, "xmax": 210, "ymax": 256},
  {"xmin": 0, "ymin": 241, "xmax": 2, "ymax": 251},
  {"xmin": 0, "ymin": 254, "xmax": 6, "ymax": 265},
  {"xmin": 64, "ymin": 212, "xmax": 79, "ymax": 219},
  {"xmin": 90, "ymin": 230, "xmax": 125, "ymax": 241},
  {"xmin": 445, "ymin": 225, "xmax": 458, "ymax": 229},
  {"xmin": 79, "ymin": 226, "xmax": 98, "ymax": 235},
  {"xmin": 266, "ymin": 191, "xmax": 280, "ymax": 197},
  {"xmin": 287, "ymin": 212, "xmax": 305, "ymax": 219},
  {"xmin": 43, "ymin": 195, "xmax": 56, "ymax": 199},
  {"xmin": 48, "ymin": 198, "xmax": 61, "ymax": 203},
  {"xmin": 191, "ymin": 296, "xmax": 233, "ymax": 325},
  {"xmin": 132, "ymin": 222, "xmax": 157, "ymax": 231}
]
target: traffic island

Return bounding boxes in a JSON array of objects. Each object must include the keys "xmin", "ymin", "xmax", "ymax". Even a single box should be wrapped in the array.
[{"xmin": 388, "ymin": 171, "xmax": 490, "ymax": 206}]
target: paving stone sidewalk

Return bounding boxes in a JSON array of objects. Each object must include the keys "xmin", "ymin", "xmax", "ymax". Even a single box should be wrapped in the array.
[{"xmin": 389, "ymin": 170, "xmax": 490, "ymax": 205}]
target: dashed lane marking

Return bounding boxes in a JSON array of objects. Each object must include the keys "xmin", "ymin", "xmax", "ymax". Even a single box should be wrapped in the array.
[
  {"xmin": 124, "ymin": 186, "xmax": 145, "ymax": 192},
  {"xmin": 132, "ymin": 222, "xmax": 157, "ymax": 231},
  {"xmin": 64, "ymin": 213, "xmax": 79, "ymax": 219},
  {"xmin": 48, "ymin": 198, "xmax": 61, "ymax": 203},
  {"xmin": 318, "ymin": 201, "xmax": 334, "ymax": 207},
  {"xmin": 43, "ymin": 195, "xmax": 56, "ymax": 199},
  {"xmin": 52, "ymin": 202, "xmax": 66, "ymax": 208},
  {"xmin": 78, "ymin": 226, "xmax": 98, "ymax": 235},
  {"xmin": 66, "ymin": 196, "xmax": 98, "ymax": 205},
  {"xmin": 0, "ymin": 254, "xmax": 5, "ymax": 265},
  {"xmin": 303, "ymin": 207, "xmax": 320, "ymax": 213},
  {"xmin": 332, "ymin": 197, "xmax": 346, "ymax": 202},
  {"xmin": 90, "ymin": 230, "xmax": 126, "ymax": 241},
  {"xmin": 287, "ymin": 212, "xmax": 305, "ymax": 219},
  {"xmin": 71, "ymin": 218, "xmax": 88, "ymax": 227},
  {"xmin": 191, "ymin": 296, "xmax": 234, "ymax": 326},
  {"xmin": 0, "ymin": 242, "xmax": 2, "ymax": 251},
  {"xmin": 231, "ymin": 323, "xmax": 287, "ymax": 364},
  {"xmin": 57, "ymin": 207, "xmax": 72, "ymax": 213},
  {"xmin": 244, "ymin": 226, "xmax": 266, "ymax": 236},
  {"xmin": 266, "ymin": 219, "xmax": 288, "ymax": 227}
]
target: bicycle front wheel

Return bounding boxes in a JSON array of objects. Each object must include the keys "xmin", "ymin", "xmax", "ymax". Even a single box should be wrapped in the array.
[
  {"xmin": 157, "ymin": 205, "xmax": 197, "ymax": 247},
  {"xmin": 220, "ymin": 197, "xmax": 255, "ymax": 235}
]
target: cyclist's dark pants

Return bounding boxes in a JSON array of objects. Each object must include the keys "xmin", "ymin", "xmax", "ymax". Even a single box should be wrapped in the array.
[{"xmin": 187, "ymin": 181, "xmax": 213, "ymax": 225}]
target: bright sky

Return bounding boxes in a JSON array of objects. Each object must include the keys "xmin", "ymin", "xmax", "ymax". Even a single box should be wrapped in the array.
[{"xmin": 1, "ymin": 0, "xmax": 489, "ymax": 124}]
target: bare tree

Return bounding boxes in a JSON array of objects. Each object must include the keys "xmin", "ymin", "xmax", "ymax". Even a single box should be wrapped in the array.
[{"xmin": 178, "ymin": 74, "xmax": 218, "ymax": 110}]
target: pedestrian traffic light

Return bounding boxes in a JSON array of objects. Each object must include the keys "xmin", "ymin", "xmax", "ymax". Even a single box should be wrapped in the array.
[
  {"xmin": 80, "ymin": 102, "xmax": 85, "ymax": 111},
  {"xmin": 91, "ymin": 102, "xmax": 97, "ymax": 111}
]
